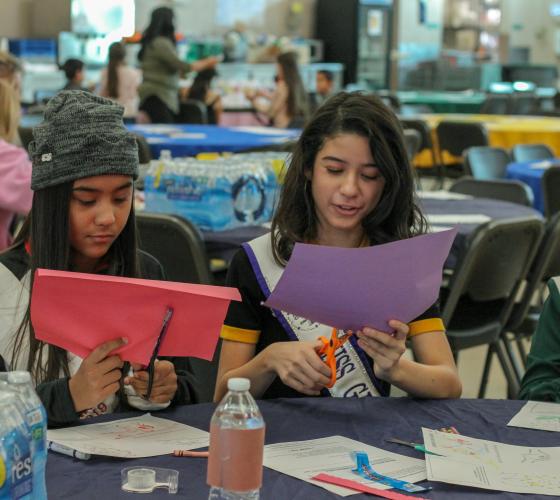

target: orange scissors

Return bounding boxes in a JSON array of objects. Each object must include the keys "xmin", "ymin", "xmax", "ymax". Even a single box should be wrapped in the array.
[{"xmin": 317, "ymin": 328, "xmax": 353, "ymax": 388}]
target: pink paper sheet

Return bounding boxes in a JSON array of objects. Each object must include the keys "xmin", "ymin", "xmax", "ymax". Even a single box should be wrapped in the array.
[{"xmin": 30, "ymin": 269, "xmax": 240, "ymax": 365}]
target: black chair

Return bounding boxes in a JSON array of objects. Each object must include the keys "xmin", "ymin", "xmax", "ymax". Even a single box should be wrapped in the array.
[
  {"xmin": 18, "ymin": 126, "xmax": 34, "ymax": 152},
  {"xmin": 403, "ymin": 129, "xmax": 422, "ymax": 162},
  {"xmin": 480, "ymin": 95, "xmax": 510, "ymax": 114},
  {"xmin": 542, "ymin": 166, "xmax": 560, "ymax": 217},
  {"xmin": 132, "ymin": 133, "xmax": 152, "ymax": 165},
  {"xmin": 463, "ymin": 146, "xmax": 511, "ymax": 180},
  {"xmin": 377, "ymin": 92, "xmax": 401, "ymax": 113},
  {"xmin": 510, "ymin": 94, "xmax": 538, "ymax": 115},
  {"xmin": 435, "ymin": 121, "xmax": 489, "ymax": 179},
  {"xmin": 441, "ymin": 217, "xmax": 544, "ymax": 398},
  {"xmin": 136, "ymin": 212, "xmax": 212, "ymax": 284},
  {"xmin": 177, "ymin": 99, "xmax": 208, "ymax": 124},
  {"xmin": 449, "ymin": 177, "xmax": 533, "ymax": 207},
  {"xmin": 512, "ymin": 143, "xmax": 554, "ymax": 163},
  {"xmin": 401, "ymin": 118, "xmax": 442, "ymax": 186},
  {"xmin": 484, "ymin": 213, "xmax": 560, "ymax": 390}
]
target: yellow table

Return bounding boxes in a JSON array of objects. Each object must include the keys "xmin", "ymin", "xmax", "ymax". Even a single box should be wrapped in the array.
[{"xmin": 412, "ymin": 113, "xmax": 560, "ymax": 167}]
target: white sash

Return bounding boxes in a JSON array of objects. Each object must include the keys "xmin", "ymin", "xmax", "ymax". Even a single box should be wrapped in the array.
[{"xmin": 245, "ymin": 234, "xmax": 387, "ymax": 397}]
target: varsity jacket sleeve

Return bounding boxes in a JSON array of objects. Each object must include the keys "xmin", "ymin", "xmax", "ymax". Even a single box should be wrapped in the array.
[
  {"xmin": 36, "ymin": 377, "xmax": 80, "ymax": 428},
  {"xmin": 519, "ymin": 277, "xmax": 560, "ymax": 402}
]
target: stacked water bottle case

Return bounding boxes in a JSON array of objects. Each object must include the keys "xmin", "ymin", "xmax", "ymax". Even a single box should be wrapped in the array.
[{"xmin": 144, "ymin": 151, "xmax": 289, "ymax": 231}]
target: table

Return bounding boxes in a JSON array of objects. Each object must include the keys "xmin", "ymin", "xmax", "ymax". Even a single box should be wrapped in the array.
[
  {"xmin": 129, "ymin": 124, "xmax": 300, "ymax": 158},
  {"xmin": 202, "ymin": 196, "xmax": 542, "ymax": 269},
  {"xmin": 506, "ymin": 161, "xmax": 560, "ymax": 213},
  {"xmin": 411, "ymin": 114, "xmax": 560, "ymax": 168},
  {"xmin": 398, "ymin": 91, "xmax": 486, "ymax": 114},
  {"xmin": 45, "ymin": 397, "xmax": 560, "ymax": 499}
]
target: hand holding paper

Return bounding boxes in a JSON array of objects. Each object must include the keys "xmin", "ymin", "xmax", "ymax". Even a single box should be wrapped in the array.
[{"xmin": 30, "ymin": 270, "xmax": 241, "ymax": 366}]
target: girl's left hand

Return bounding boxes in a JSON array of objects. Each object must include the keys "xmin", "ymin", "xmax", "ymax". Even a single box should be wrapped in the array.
[
  {"xmin": 125, "ymin": 360, "xmax": 178, "ymax": 404},
  {"xmin": 356, "ymin": 320, "xmax": 408, "ymax": 382}
]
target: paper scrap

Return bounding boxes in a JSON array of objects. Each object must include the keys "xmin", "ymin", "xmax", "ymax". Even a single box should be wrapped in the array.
[
  {"xmin": 31, "ymin": 269, "xmax": 240, "ymax": 365},
  {"xmin": 264, "ymin": 229, "xmax": 457, "ymax": 332},
  {"xmin": 508, "ymin": 401, "xmax": 560, "ymax": 433},
  {"xmin": 263, "ymin": 435, "xmax": 426, "ymax": 497},
  {"xmin": 423, "ymin": 428, "xmax": 560, "ymax": 496},
  {"xmin": 47, "ymin": 413, "xmax": 209, "ymax": 458}
]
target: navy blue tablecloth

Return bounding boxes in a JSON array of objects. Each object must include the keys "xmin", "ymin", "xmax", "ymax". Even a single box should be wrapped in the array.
[
  {"xmin": 45, "ymin": 397, "xmax": 560, "ymax": 499},
  {"xmin": 129, "ymin": 124, "xmax": 300, "ymax": 157},
  {"xmin": 202, "ymin": 197, "xmax": 542, "ymax": 268},
  {"xmin": 506, "ymin": 161, "xmax": 560, "ymax": 213}
]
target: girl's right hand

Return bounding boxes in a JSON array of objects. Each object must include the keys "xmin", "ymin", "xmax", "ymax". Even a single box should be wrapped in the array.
[
  {"xmin": 264, "ymin": 341, "xmax": 332, "ymax": 396},
  {"xmin": 69, "ymin": 337, "xmax": 127, "ymax": 412}
]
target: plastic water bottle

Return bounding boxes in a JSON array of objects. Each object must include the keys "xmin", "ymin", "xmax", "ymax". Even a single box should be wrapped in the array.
[
  {"xmin": 207, "ymin": 378, "xmax": 265, "ymax": 500},
  {"xmin": 0, "ymin": 392, "xmax": 33, "ymax": 499},
  {"xmin": 7, "ymin": 371, "xmax": 48, "ymax": 500}
]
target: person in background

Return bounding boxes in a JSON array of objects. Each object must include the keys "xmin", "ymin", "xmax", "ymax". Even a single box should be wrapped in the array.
[
  {"xmin": 0, "ymin": 51, "xmax": 22, "ymax": 94},
  {"xmin": 99, "ymin": 42, "xmax": 141, "ymax": 121},
  {"xmin": 246, "ymin": 51, "xmax": 309, "ymax": 129},
  {"xmin": 61, "ymin": 58, "xmax": 87, "ymax": 92},
  {"xmin": 0, "ymin": 91, "xmax": 197, "ymax": 426},
  {"xmin": 183, "ymin": 68, "xmax": 222, "ymax": 125},
  {"xmin": 519, "ymin": 276, "xmax": 560, "ymax": 402},
  {"xmin": 214, "ymin": 92, "xmax": 461, "ymax": 402},
  {"xmin": 137, "ymin": 6, "xmax": 218, "ymax": 124},
  {"xmin": 0, "ymin": 79, "xmax": 32, "ymax": 251},
  {"xmin": 315, "ymin": 70, "xmax": 334, "ymax": 105}
]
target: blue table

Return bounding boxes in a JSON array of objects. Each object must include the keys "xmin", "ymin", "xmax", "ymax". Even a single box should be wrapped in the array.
[
  {"xmin": 506, "ymin": 160, "xmax": 560, "ymax": 213},
  {"xmin": 129, "ymin": 124, "xmax": 300, "ymax": 158},
  {"xmin": 45, "ymin": 397, "xmax": 560, "ymax": 499}
]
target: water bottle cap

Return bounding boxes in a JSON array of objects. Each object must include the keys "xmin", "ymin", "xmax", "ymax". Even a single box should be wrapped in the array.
[
  {"xmin": 227, "ymin": 378, "xmax": 250, "ymax": 392},
  {"xmin": 7, "ymin": 371, "xmax": 31, "ymax": 384}
]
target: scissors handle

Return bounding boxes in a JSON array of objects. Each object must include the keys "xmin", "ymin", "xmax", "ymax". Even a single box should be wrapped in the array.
[{"xmin": 318, "ymin": 335, "xmax": 337, "ymax": 388}]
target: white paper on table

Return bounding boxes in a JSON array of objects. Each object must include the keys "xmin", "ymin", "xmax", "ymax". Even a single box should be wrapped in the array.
[
  {"xmin": 146, "ymin": 137, "xmax": 170, "ymax": 144},
  {"xmin": 234, "ymin": 126, "xmax": 293, "ymax": 135},
  {"xmin": 263, "ymin": 435, "xmax": 426, "ymax": 497},
  {"xmin": 417, "ymin": 190, "xmax": 473, "ymax": 200},
  {"xmin": 168, "ymin": 132, "xmax": 207, "ymax": 139},
  {"xmin": 133, "ymin": 125, "xmax": 180, "ymax": 135},
  {"xmin": 529, "ymin": 160, "xmax": 560, "ymax": 170},
  {"xmin": 423, "ymin": 428, "xmax": 560, "ymax": 496},
  {"xmin": 47, "ymin": 413, "xmax": 209, "ymax": 458},
  {"xmin": 508, "ymin": 401, "xmax": 560, "ymax": 432},
  {"xmin": 426, "ymin": 214, "xmax": 491, "ymax": 225}
]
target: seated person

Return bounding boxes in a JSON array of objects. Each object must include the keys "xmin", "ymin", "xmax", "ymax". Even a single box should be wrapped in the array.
[
  {"xmin": 181, "ymin": 68, "xmax": 222, "ymax": 124},
  {"xmin": 61, "ymin": 58, "xmax": 88, "ymax": 92},
  {"xmin": 519, "ymin": 277, "xmax": 560, "ymax": 402},
  {"xmin": 314, "ymin": 69, "xmax": 334, "ymax": 107}
]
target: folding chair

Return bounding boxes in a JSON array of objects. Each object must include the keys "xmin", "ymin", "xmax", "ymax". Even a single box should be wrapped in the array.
[
  {"xmin": 542, "ymin": 166, "xmax": 560, "ymax": 218},
  {"xmin": 449, "ymin": 178, "xmax": 533, "ymax": 207},
  {"xmin": 403, "ymin": 129, "xmax": 422, "ymax": 163},
  {"xmin": 441, "ymin": 217, "xmax": 544, "ymax": 398},
  {"xmin": 512, "ymin": 144, "xmax": 554, "ymax": 163},
  {"xmin": 480, "ymin": 95, "xmax": 510, "ymax": 115},
  {"xmin": 401, "ymin": 118, "xmax": 442, "ymax": 188},
  {"xmin": 510, "ymin": 94, "xmax": 538, "ymax": 115},
  {"xmin": 463, "ymin": 146, "xmax": 511, "ymax": 180},
  {"xmin": 435, "ymin": 121, "xmax": 489, "ymax": 180},
  {"xmin": 177, "ymin": 99, "xmax": 208, "ymax": 124}
]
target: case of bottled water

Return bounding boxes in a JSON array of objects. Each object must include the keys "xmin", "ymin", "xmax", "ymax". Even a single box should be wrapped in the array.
[{"xmin": 144, "ymin": 151, "xmax": 288, "ymax": 231}]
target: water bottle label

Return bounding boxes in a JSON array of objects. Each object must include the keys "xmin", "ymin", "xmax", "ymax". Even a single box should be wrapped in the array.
[
  {"xmin": 0, "ymin": 431, "xmax": 33, "ymax": 499},
  {"xmin": 26, "ymin": 409, "xmax": 42, "ymax": 427}
]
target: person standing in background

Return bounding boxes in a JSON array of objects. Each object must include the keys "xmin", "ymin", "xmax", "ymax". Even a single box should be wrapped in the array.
[
  {"xmin": 0, "ymin": 80, "xmax": 32, "ymax": 250},
  {"xmin": 246, "ymin": 51, "xmax": 309, "ymax": 128},
  {"xmin": 99, "ymin": 42, "xmax": 141, "ymax": 121},
  {"xmin": 61, "ymin": 58, "xmax": 87, "ymax": 92},
  {"xmin": 137, "ymin": 6, "xmax": 218, "ymax": 124}
]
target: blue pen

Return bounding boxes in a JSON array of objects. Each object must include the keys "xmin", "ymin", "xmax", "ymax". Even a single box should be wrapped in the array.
[{"xmin": 47, "ymin": 441, "xmax": 91, "ymax": 460}]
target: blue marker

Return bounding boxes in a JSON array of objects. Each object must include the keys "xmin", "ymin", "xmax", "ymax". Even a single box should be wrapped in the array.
[{"xmin": 47, "ymin": 441, "xmax": 91, "ymax": 460}]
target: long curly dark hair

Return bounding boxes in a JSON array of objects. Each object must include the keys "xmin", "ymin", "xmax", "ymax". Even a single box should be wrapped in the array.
[
  {"xmin": 271, "ymin": 91, "xmax": 427, "ymax": 266},
  {"xmin": 138, "ymin": 7, "xmax": 175, "ymax": 61}
]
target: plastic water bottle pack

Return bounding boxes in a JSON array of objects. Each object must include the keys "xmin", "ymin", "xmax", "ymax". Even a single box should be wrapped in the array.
[
  {"xmin": 0, "ymin": 372, "xmax": 48, "ymax": 500},
  {"xmin": 207, "ymin": 378, "xmax": 265, "ymax": 500},
  {"xmin": 144, "ymin": 151, "xmax": 289, "ymax": 231}
]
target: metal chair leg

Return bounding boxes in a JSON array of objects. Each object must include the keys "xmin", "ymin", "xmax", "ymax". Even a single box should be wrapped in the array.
[
  {"xmin": 478, "ymin": 345, "xmax": 494, "ymax": 398},
  {"xmin": 494, "ymin": 339, "xmax": 521, "ymax": 399}
]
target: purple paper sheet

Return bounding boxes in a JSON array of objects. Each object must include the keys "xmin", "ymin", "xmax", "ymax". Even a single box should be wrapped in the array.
[{"xmin": 264, "ymin": 228, "xmax": 458, "ymax": 332}]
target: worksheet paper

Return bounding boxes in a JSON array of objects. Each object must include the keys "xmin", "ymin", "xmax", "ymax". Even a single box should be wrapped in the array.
[
  {"xmin": 423, "ymin": 428, "xmax": 560, "ymax": 496},
  {"xmin": 508, "ymin": 401, "xmax": 560, "ymax": 433},
  {"xmin": 47, "ymin": 414, "xmax": 209, "ymax": 458},
  {"xmin": 263, "ymin": 436, "xmax": 427, "ymax": 497}
]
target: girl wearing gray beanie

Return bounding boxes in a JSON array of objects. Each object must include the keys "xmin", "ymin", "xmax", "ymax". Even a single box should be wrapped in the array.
[{"xmin": 0, "ymin": 90, "xmax": 197, "ymax": 426}]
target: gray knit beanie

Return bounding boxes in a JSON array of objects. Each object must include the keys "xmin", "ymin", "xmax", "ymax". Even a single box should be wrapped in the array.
[{"xmin": 29, "ymin": 90, "xmax": 139, "ymax": 190}]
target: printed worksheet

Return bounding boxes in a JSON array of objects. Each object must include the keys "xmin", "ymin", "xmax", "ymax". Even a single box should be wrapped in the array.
[
  {"xmin": 423, "ymin": 428, "xmax": 560, "ymax": 496},
  {"xmin": 508, "ymin": 401, "xmax": 560, "ymax": 432},
  {"xmin": 47, "ymin": 413, "xmax": 209, "ymax": 458},
  {"xmin": 263, "ymin": 435, "xmax": 427, "ymax": 496}
]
